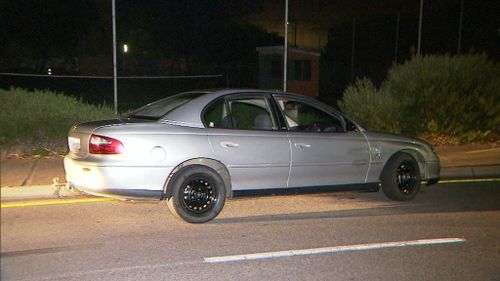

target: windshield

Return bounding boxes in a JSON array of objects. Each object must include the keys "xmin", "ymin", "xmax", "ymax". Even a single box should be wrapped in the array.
[{"xmin": 129, "ymin": 92, "xmax": 204, "ymax": 120}]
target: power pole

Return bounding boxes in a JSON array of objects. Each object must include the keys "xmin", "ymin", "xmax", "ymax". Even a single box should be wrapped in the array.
[
  {"xmin": 395, "ymin": 11, "xmax": 400, "ymax": 62},
  {"xmin": 351, "ymin": 17, "xmax": 356, "ymax": 83}
]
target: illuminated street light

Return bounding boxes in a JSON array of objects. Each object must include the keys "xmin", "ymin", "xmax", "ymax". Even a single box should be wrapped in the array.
[{"xmin": 123, "ymin": 43, "xmax": 128, "ymax": 53}]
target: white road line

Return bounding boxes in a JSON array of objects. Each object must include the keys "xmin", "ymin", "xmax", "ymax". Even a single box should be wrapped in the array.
[{"xmin": 204, "ymin": 238, "xmax": 466, "ymax": 263}]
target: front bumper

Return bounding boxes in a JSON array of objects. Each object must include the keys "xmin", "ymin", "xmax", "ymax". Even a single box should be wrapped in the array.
[
  {"xmin": 425, "ymin": 160, "xmax": 440, "ymax": 185},
  {"xmin": 64, "ymin": 156, "xmax": 172, "ymax": 200}
]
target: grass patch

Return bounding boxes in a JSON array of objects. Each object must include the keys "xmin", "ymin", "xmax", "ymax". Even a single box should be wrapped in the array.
[{"xmin": 0, "ymin": 87, "xmax": 115, "ymax": 157}]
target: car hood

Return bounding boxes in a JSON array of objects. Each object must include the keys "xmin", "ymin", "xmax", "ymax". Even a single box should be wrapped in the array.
[
  {"xmin": 364, "ymin": 131, "xmax": 426, "ymax": 145},
  {"xmin": 364, "ymin": 131, "xmax": 438, "ymax": 161}
]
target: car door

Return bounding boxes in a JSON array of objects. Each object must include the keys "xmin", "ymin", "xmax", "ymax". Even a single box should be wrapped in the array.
[
  {"xmin": 204, "ymin": 94, "xmax": 290, "ymax": 191},
  {"xmin": 275, "ymin": 96, "xmax": 370, "ymax": 188}
]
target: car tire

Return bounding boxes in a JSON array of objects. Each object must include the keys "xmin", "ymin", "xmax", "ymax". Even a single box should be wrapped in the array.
[
  {"xmin": 380, "ymin": 153, "xmax": 421, "ymax": 201},
  {"xmin": 166, "ymin": 165, "xmax": 226, "ymax": 223}
]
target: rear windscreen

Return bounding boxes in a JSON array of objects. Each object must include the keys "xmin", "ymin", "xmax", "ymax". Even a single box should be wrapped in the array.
[{"xmin": 128, "ymin": 92, "xmax": 204, "ymax": 120}]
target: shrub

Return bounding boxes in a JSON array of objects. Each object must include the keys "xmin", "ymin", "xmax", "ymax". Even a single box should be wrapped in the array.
[
  {"xmin": 340, "ymin": 53, "xmax": 500, "ymax": 143},
  {"xmin": 339, "ymin": 78, "xmax": 402, "ymax": 133},
  {"xmin": 0, "ymin": 87, "xmax": 115, "ymax": 155}
]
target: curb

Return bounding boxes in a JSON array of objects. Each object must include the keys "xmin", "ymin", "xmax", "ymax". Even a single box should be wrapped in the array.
[{"xmin": 440, "ymin": 165, "xmax": 500, "ymax": 180}]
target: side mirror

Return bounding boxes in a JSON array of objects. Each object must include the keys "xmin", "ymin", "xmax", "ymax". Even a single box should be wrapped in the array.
[{"xmin": 345, "ymin": 119, "xmax": 358, "ymax": 132}]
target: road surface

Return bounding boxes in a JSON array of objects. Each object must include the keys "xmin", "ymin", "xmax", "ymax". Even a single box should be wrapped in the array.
[{"xmin": 2, "ymin": 181, "xmax": 499, "ymax": 280}]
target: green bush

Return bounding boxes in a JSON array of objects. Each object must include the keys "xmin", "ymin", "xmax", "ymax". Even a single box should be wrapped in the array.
[
  {"xmin": 340, "ymin": 53, "xmax": 500, "ymax": 143},
  {"xmin": 0, "ymin": 87, "xmax": 115, "ymax": 155},
  {"xmin": 339, "ymin": 78, "xmax": 403, "ymax": 133}
]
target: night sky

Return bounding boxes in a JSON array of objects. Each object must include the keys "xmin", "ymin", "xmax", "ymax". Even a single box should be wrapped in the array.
[{"xmin": 1, "ymin": 0, "xmax": 498, "ymax": 101}]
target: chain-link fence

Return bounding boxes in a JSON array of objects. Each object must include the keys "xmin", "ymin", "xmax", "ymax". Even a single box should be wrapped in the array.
[{"xmin": 0, "ymin": 73, "xmax": 227, "ymax": 112}]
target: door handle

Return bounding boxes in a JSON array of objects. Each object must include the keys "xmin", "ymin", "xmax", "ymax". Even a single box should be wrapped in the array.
[
  {"xmin": 220, "ymin": 141, "xmax": 239, "ymax": 148},
  {"xmin": 294, "ymin": 143, "xmax": 311, "ymax": 149}
]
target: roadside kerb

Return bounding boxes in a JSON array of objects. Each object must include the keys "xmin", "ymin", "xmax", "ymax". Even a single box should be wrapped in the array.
[{"xmin": 439, "ymin": 165, "xmax": 500, "ymax": 180}]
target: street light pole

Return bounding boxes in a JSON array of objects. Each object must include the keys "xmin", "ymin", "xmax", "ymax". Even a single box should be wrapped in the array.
[
  {"xmin": 112, "ymin": 0, "xmax": 118, "ymax": 115},
  {"xmin": 283, "ymin": 0, "xmax": 289, "ymax": 92},
  {"xmin": 457, "ymin": 0, "xmax": 464, "ymax": 54},
  {"xmin": 417, "ymin": 0, "xmax": 424, "ymax": 55}
]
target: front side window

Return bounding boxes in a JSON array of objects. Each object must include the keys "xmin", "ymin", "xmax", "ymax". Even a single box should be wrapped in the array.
[
  {"xmin": 203, "ymin": 96, "xmax": 277, "ymax": 131},
  {"xmin": 276, "ymin": 97, "xmax": 345, "ymax": 133}
]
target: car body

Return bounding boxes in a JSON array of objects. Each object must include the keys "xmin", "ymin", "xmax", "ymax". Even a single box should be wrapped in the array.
[{"xmin": 64, "ymin": 89, "xmax": 440, "ymax": 223}]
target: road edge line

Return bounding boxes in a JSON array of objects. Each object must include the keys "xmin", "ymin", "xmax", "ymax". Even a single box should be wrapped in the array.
[
  {"xmin": 1, "ymin": 198, "xmax": 115, "ymax": 208},
  {"xmin": 439, "ymin": 178, "xmax": 500, "ymax": 184}
]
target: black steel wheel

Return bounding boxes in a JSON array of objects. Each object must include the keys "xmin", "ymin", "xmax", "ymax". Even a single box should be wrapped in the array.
[
  {"xmin": 167, "ymin": 165, "xmax": 226, "ymax": 223},
  {"xmin": 381, "ymin": 153, "xmax": 421, "ymax": 201},
  {"xmin": 180, "ymin": 178, "xmax": 216, "ymax": 214}
]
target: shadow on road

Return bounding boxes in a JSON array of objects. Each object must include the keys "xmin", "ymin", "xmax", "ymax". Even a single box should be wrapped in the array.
[{"xmin": 214, "ymin": 182, "xmax": 500, "ymax": 224}]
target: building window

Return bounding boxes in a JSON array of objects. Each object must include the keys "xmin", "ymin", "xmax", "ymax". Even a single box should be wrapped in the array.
[{"xmin": 289, "ymin": 60, "xmax": 311, "ymax": 81}]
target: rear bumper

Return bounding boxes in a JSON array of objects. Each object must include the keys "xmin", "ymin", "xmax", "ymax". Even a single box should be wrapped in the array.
[
  {"xmin": 426, "ymin": 177, "xmax": 440, "ymax": 186},
  {"xmin": 64, "ymin": 156, "xmax": 172, "ymax": 200}
]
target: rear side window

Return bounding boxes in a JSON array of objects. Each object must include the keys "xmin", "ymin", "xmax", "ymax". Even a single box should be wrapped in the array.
[
  {"xmin": 204, "ymin": 99, "xmax": 227, "ymax": 128},
  {"xmin": 203, "ymin": 97, "xmax": 277, "ymax": 131}
]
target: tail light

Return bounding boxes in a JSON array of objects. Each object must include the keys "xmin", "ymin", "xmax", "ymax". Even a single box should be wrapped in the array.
[{"xmin": 89, "ymin": 134, "xmax": 124, "ymax": 154}]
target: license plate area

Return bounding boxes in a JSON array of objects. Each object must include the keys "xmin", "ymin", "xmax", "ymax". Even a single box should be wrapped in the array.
[{"xmin": 68, "ymin": 137, "xmax": 81, "ymax": 152}]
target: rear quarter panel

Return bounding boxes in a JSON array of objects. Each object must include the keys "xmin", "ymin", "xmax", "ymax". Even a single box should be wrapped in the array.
[{"xmin": 84, "ymin": 123, "xmax": 216, "ymax": 168}]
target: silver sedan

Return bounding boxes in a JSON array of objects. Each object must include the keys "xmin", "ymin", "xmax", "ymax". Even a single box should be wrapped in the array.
[{"xmin": 64, "ymin": 89, "xmax": 440, "ymax": 223}]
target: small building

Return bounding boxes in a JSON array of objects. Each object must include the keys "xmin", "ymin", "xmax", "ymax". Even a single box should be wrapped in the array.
[{"xmin": 256, "ymin": 46, "xmax": 320, "ymax": 97}]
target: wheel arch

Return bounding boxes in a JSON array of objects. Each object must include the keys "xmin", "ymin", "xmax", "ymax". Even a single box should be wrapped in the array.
[
  {"xmin": 382, "ymin": 149, "xmax": 426, "ymax": 179},
  {"xmin": 163, "ymin": 158, "xmax": 232, "ymax": 199}
]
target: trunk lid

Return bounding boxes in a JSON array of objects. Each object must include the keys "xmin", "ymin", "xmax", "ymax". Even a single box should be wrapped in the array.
[{"xmin": 67, "ymin": 118, "xmax": 150, "ymax": 158}]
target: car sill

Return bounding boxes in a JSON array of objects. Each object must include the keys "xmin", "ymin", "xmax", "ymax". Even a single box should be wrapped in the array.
[{"xmin": 232, "ymin": 182, "xmax": 379, "ymax": 198}]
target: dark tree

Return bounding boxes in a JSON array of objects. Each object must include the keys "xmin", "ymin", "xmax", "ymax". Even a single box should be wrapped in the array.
[{"xmin": 0, "ymin": 0, "xmax": 104, "ymax": 73}]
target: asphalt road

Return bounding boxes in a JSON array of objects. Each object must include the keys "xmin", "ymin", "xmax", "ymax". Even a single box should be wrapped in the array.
[{"xmin": 2, "ymin": 182, "xmax": 499, "ymax": 281}]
